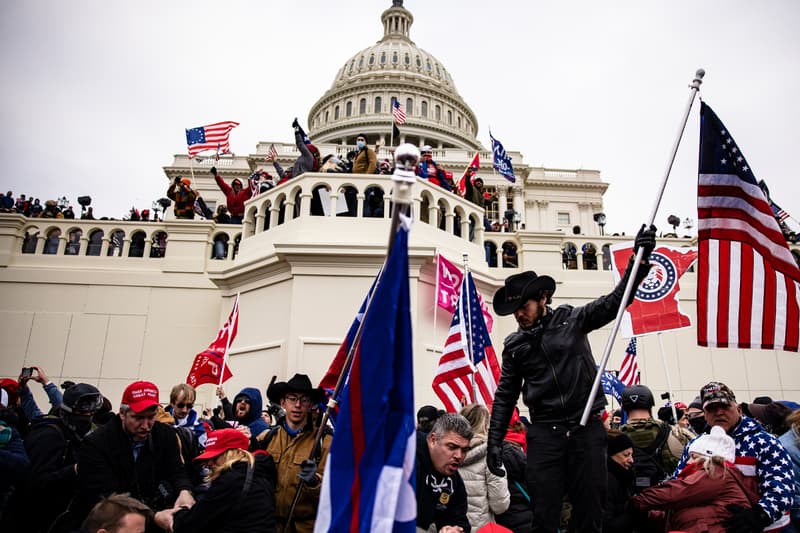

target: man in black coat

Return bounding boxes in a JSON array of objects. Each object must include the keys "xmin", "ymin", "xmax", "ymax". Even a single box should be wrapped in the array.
[
  {"xmin": 486, "ymin": 226, "xmax": 656, "ymax": 532},
  {"xmin": 75, "ymin": 381, "xmax": 194, "ymax": 527},
  {"xmin": 416, "ymin": 413, "xmax": 472, "ymax": 533}
]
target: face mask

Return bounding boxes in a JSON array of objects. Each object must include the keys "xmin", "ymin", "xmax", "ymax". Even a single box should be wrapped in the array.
[
  {"xmin": 356, "ymin": 141, "xmax": 365, "ymax": 150},
  {"xmin": 65, "ymin": 413, "xmax": 94, "ymax": 438},
  {"xmin": 688, "ymin": 415, "xmax": 706, "ymax": 435}
]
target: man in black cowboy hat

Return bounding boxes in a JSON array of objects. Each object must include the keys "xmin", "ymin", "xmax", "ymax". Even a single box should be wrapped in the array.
[
  {"xmin": 257, "ymin": 373, "xmax": 330, "ymax": 533},
  {"xmin": 486, "ymin": 225, "xmax": 656, "ymax": 532}
]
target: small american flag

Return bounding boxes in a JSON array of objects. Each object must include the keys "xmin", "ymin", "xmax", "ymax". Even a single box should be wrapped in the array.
[
  {"xmin": 265, "ymin": 143, "xmax": 278, "ymax": 162},
  {"xmin": 185, "ymin": 121, "xmax": 238, "ymax": 158},
  {"xmin": 432, "ymin": 272, "xmax": 500, "ymax": 412},
  {"xmin": 392, "ymin": 100, "xmax": 406, "ymax": 125},
  {"xmin": 770, "ymin": 199, "xmax": 790, "ymax": 223},
  {"xmin": 697, "ymin": 102, "xmax": 800, "ymax": 352},
  {"xmin": 618, "ymin": 338, "xmax": 639, "ymax": 387}
]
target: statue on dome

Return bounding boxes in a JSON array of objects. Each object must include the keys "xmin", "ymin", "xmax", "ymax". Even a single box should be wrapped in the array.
[{"xmin": 392, "ymin": 0, "xmax": 403, "ymax": 7}]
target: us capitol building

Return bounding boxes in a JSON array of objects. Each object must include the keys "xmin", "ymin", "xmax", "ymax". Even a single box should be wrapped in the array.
[{"xmin": 1, "ymin": 1, "xmax": 798, "ymax": 411}]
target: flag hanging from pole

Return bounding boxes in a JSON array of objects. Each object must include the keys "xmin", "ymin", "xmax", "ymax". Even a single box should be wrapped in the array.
[
  {"xmin": 599, "ymin": 367, "xmax": 625, "ymax": 401},
  {"xmin": 489, "ymin": 131, "xmax": 515, "ymax": 183},
  {"xmin": 315, "ymin": 222, "xmax": 416, "ymax": 533},
  {"xmin": 185, "ymin": 121, "xmax": 239, "ymax": 158},
  {"xmin": 697, "ymin": 102, "xmax": 800, "ymax": 352},
  {"xmin": 432, "ymin": 271, "xmax": 500, "ymax": 413},
  {"xmin": 609, "ymin": 244, "xmax": 698, "ymax": 336},
  {"xmin": 186, "ymin": 295, "xmax": 238, "ymax": 387},
  {"xmin": 392, "ymin": 100, "xmax": 407, "ymax": 125},
  {"xmin": 435, "ymin": 254, "xmax": 494, "ymax": 332},
  {"xmin": 769, "ymin": 199, "xmax": 790, "ymax": 224},
  {"xmin": 618, "ymin": 338, "xmax": 640, "ymax": 387},
  {"xmin": 457, "ymin": 152, "xmax": 481, "ymax": 195}
]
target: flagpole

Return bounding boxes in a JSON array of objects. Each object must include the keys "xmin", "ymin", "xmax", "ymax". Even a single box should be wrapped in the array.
[
  {"xmin": 579, "ymin": 68, "xmax": 704, "ymax": 427},
  {"xmin": 656, "ymin": 332, "xmax": 679, "ymax": 424},
  {"xmin": 218, "ymin": 293, "xmax": 239, "ymax": 390},
  {"xmin": 462, "ymin": 253, "xmax": 477, "ymax": 402},
  {"xmin": 285, "ymin": 144, "xmax": 420, "ymax": 526},
  {"xmin": 433, "ymin": 248, "xmax": 440, "ymax": 360}
]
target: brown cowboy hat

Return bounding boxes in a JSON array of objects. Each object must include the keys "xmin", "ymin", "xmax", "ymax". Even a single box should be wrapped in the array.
[
  {"xmin": 492, "ymin": 271, "xmax": 556, "ymax": 316},
  {"xmin": 267, "ymin": 373, "xmax": 325, "ymax": 405}
]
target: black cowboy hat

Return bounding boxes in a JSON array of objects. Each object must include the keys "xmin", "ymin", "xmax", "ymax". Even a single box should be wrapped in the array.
[
  {"xmin": 492, "ymin": 270, "xmax": 556, "ymax": 316},
  {"xmin": 267, "ymin": 373, "xmax": 325, "ymax": 405}
]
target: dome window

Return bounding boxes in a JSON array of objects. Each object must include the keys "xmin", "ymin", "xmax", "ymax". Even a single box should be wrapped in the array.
[
  {"xmin": 447, "ymin": 110, "xmax": 452, "ymax": 125},
  {"xmin": 406, "ymin": 98, "xmax": 413, "ymax": 116},
  {"xmin": 349, "ymin": 60, "xmax": 355, "ymax": 74},
  {"xmin": 380, "ymin": 52, "xmax": 386, "ymax": 65},
  {"xmin": 435, "ymin": 105, "xmax": 441, "ymax": 121},
  {"xmin": 392, "ymin": 51, "xmax": 398, "ymax": 64},
  {"xmin": 374, "ymin": 96, "xmax": 382, "ymax": 113},
  {"xmin": 358, "ymin": 56, "xmax": 364, "ymax": 68},
  {"xmin": 369, "ymin": 54, "xmax": 375, "ymax": 66},
  {"xmin": 346, "ymin": 101, "xmax": 353, "ymax": 117},
  {"xmin": 426, "ymin": 59, "xmax": 432, "ymax": 71},
  {"xmin": 359, "ymin": 98, "xmax": 366, "ymax": 115},
  {"xmin": 416, "ymin": 55, "xmax": 421, "ymax": 68},
  {"xmin": 404, "ymin": 53, "xmax": 410, "ymax": 65},
  {"xmin": 435, "ymin": 63, "xmax": 441, "ymax": 76},
  {"xmin": 421, "ymin": 101, "xmax": 428, "ymax": 118},
  {"xmin": 334, "ymin": 105, "xmax": 340, "ymax": 120},
  {"xmin": 325, "ymin": 110, "xmax": 329, "ymax": 123}
]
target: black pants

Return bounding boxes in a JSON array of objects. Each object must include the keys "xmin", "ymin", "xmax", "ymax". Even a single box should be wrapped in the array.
[{"xmin": 526, "ymin": 416, "xmax": 607, "ymax": 533}]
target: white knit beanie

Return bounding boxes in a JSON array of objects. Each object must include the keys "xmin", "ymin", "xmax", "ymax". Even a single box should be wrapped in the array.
[{"xmin": 688, "ymin": 425, "xmax": 736, "ymax": 462}]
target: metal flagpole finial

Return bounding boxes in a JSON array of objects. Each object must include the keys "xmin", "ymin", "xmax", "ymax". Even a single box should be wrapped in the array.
[
  {"xmin": 392, "ymin": 143, "xmax": 420, "ymax": 206},
  {"xmin": 691, "ymin": 68, "xmax": 705, "ymax": 88}
]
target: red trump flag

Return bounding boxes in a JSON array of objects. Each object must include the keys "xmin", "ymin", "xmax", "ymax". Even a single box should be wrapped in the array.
[
  {"xmin": 610, "ymin": 244, "xmax": 697, "ymax": 337},
  {"xmin": 186, "ymin": 295, "xmax": 238, "ymax": 387}
]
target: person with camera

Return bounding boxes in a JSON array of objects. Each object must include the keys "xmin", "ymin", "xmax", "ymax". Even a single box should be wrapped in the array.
[
  {"xmin": 17, "ymin": 365, "xmax": 63, "ymax": 421},
  {"xmin": 485, "ymin": 225, "xmax": 657, "ymax": 533},
  {"xmin": 76, "ymin": 381, "xmax": 195, "ymax": 528},
  {"xmin": 167, "ymin": 177, "xmax": 198, "ymax": 219},
  {"xmin": 210, "ymin": 166, "xmax": 251, "ymax": 224}
]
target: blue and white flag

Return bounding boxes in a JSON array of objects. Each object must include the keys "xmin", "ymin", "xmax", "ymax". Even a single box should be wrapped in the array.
[
  {"xmin": 490, "ymin": 131, "xmax": 516, "ymax": 183},
  {"xmin": 315, "ymin": 222, "xmax": 416, "ymax": 533},
  {"xmin": 599, "ymin": 367, "xmax": 625, "ymax": 401}
]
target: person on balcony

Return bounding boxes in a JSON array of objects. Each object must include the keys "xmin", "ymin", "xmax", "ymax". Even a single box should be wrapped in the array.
[
  {"xmin": 268, "ymin": 119, "xmax": 320, "ymax": 184},
  {"xmin": 416, "ymin": 145, "xmax": 452, "ymax": 191},
  {"xmin": 167, "ymin": 177, "xmax": 198, "ymax": 219},
  {"xmin": 351, "ymin": 133, "xmax": 377, "ymax": 174},
  {"xmin": 210, "ymin": 166, "xmax": 251, "ymax": 224}
]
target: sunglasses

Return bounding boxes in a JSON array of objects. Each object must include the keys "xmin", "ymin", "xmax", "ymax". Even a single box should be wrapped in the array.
[{"xmin": 174, "ymin": 402, "xmax": 194, "ymax": 409}]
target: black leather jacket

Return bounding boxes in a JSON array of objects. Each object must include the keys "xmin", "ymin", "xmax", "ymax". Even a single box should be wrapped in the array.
[{"xmin": 489, "ymin": 258, "xmax": 650, "ymax": 441}]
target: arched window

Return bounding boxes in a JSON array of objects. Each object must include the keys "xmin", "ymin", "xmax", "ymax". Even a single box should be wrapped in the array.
[
  {"xmin": 374, "ymin": 96, "xmax": 382, "ymax": 113},
  {"xmin": 358, "ymin": 55, "xmax": 364, "ymax": 68},
  {"xmin": 334, "ymin": 105, "xmax": 340, "ymax": 120},
  {"xmin": 426, "ymin": 59, "xmax": 432, "ymax": 71},
  {"xmin": 502, "ymin": 241, "xmax": 518, "ymax": 268},
  {"xmin": 457, "ymin": 116, "xmax": 461, "ymax": 128},
  {"xmin": 43, "ymin": 228, "xmax": 61, "ymax": 255},
  {"xmin": 421, "ymin": 101, "xmax": 428, "ymax": 117},
  {"xmin": 346, "ymin": 101, "xmax": 352, "ymax": 117},
  {"xmin": 404, "ymin": 53, "xmax": 410, "ymax": 65},
  {"xmin": 582, "ymin": 243, "xmax": 598, "ymax": 270},
  {"xmin": 324, "ymin": 110, "xmax": 329, "ymax": 123},
  {"xmin": 150, "ymin": 231, "xmax": 168, "ymax": 258},
  {"xmin": 435, "ymin": 105, "xmax": 441, "ymax": 121},
  {"xmin": 368, "ymin": 54, "xmax": 375, "ymax": 66},
  {"xmin": 392, "ymin": 51, "xmax": 398, "ymax": 64},
  {"xmin": 405, "ymin": 98, "xmax": 413, "ymax": 116},
  {"xmin": 86, "ymin": 229, "xmax": 103, "ymax": 256},
  {"xmin": 212, "ymin": 234, "xmax": 229, "ymax": 260},
  {"xmin": 65, "ymin": 228, "xmax": 82, "ymax": 255},
  {"xmin": 108, "ymin": 230, "xmax": 125, "ymax": 257},
  {"xmin": 601, "ymin": 244, "xmax": 612, "ymax": 271},
  {"xmin": 447, "ymin": 110, "xmax": 453, "ymax": 125},
  {"xmin": 359, "ymin": 98, "xmax": 366, "ymax": 114},
  {"xmin": 129, "ymin": 231, "xmax": 146, "ymax": 258},
  {"xmin": 21, "ymin": 231, "xmax": 38, "ymax": 254},
  {"xmin": 562, "ymin": 242, "xmax": 578, "ymax": 270},
  {"xmin": 380, "ymin": 52, "xmax": 386, "ymax": 65}
]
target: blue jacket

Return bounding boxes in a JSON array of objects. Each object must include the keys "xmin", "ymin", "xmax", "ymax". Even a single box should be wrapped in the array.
[{"xmin": 233, "ymin": 388, "xmax": 269, "ymax": 436}]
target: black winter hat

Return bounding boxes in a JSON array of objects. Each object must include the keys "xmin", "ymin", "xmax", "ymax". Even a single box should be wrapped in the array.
[{"xmin": 607, "ymin": 432, "xmax": 635, "ymax": 456}]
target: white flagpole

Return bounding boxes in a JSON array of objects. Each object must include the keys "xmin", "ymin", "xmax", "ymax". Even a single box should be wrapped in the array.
[
  {"xmin": 462, "ymin": 253, "xmax": 477, "ymax": 403},
  {"xmin": 580, "ymin": 69, "xmax": 704, "ymax": 427},
  {"xmin": 433, "ymin": 249, "xmax": 440, "ymax": 359},
  {"xmin": 656, "ymin": 332, "xmax": 679, "ymax": 424},
  {"xmin": 218, "ymin": 293, "xmax": 239, "ymax": 389}
]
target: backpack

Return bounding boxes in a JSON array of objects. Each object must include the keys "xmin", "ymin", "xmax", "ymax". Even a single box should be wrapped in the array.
[{"xmin": 628, "ymin": 421, "xmax": 671, "ymax": 493}]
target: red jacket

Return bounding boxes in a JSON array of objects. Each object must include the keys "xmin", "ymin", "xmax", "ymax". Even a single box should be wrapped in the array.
[
  {"xmin": 214, "ymin": 174, "xmax": 252, "ymax": 217},
  {"xmin": 631, "ymin": 461, "xmax": 759, "ymax": 533}
]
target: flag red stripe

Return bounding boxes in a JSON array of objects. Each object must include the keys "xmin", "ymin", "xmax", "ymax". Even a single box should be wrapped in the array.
[
  {"xmin": 716, "ymin": 240, "xmax": 731, "ymax": 347},
  {"xmin": 697, "ymin": 239, "xmax": 709, "ymax": 346}
]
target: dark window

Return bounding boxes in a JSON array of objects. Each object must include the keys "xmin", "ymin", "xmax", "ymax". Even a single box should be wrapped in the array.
[
  {"xmin": 406, "ymin": 98, "xmax": 413, "ymax": 116},
  {"xmin": 421, "ymin": 101, "xmax": 428, "ymax": 117},
  {"xmin": 374, "ymin": 96, "xmax": 382, "ymax": 113},
  {"xmin": 359, "ymin": 98, "xmax": 366, "ymax": 114},
  {"xmin": 334, "ymin": 105, "xmax": 340, "ymax": 120},
  {"xmin": 346, "ymin": 101, "xmax": 352, "ymax": 117}
]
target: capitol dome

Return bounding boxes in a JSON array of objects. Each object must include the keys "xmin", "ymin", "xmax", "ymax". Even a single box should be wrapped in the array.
[{"xmin": 308, "ymin": 0, "xmax": 482, "ymax": 151}]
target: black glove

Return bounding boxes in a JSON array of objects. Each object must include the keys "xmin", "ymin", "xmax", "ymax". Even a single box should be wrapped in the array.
[
  {"xmin": 298, "ymin": 459, "xmax": 318, "ymax": 484},
  {"xmin": 210, "ymin": 166, "xmax": 217, "ymax": 176},
  {"xmin": 486, "ymin": 444, "xmax": 505, "ymax": 477},
  {"xmin": 633, "ymin": 224, "xmax": 657, "ymax": 260},
  {"xmin": 291, "ymin": 117, "xmax": 299, "ymax": 130},
  {"xmin": 723, "ymin": 504, "xmax": 772, "ymax": 533}
]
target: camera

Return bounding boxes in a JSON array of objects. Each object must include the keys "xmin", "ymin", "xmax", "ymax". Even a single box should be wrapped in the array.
[
  {"xmin": 157, "ymin": 198, "xmax": 172, "ymax": 210},
  {"xmin": 77, "ymin": 196, "xmax": 92, "ymax": 207},
  {"xmin": 20, "ymin": 367, "xmax": 33, "ymax": 379},
  {"xmin": 660, "ymin": 392, "xmax": 671, "ymax": 400}
]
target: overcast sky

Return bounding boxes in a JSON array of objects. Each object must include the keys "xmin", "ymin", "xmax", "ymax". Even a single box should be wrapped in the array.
[{"xmin": 2, "ymin": 0, "xmax": 798, "ymax": 236}]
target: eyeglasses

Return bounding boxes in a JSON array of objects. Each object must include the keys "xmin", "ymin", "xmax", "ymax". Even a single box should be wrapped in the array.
[
  {"xmin": 284, "ymin": 394, "xmax": 312, "ymax": 406},
  {"xmin": 175, "ymin": 403, "xmax": 194, "ymax": 409}
]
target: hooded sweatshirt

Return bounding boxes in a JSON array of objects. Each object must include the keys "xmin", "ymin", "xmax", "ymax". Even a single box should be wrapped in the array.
[{"xmin": 233, "ymin": 388, "xmax": 269, "ymax": 436}]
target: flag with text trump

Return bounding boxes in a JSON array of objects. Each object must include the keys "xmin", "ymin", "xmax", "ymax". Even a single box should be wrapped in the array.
[
  {"xmin": 432, "ymin": 271, "xmax": 501, "ymax": 412},
  {"xmin": 610, "ymin": 244, "xmax": 698, "ymax": 337},
  {"xmin": 435, "ymin": 253, "xmax": 494, "ymax": 332},
  {"xmin": 697, "ymin": 102, "xmax": 800, "ymax": 352},
  {"xmin": 186, "ymin": 295, "xmax": 238, "ymax": 387},
  {"xmin": 315, "ymin": 223, "xmax": 416, "ymax": 533}
]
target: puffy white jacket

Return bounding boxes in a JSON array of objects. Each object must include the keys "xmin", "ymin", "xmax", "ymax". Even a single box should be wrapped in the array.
[{"xmin": 459, "ymin": 434, "xmax": 510, "ymax": 529}]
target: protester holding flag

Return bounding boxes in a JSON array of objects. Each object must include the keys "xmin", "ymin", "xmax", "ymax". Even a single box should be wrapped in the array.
[
  {"xmin": 167, "ymin": 177, "xmax": 198, "ymax": 219},
  {"xmin": 154, "ymin": 428, "xmax": 277, "ymax": 533},
  {"xmin": 486, "ymin": 225, "xmax": 657, "ymax": 533},
  {"xmin": 210, "ymin": 166, "xmax": 251, "ymax": 224},
  {"xmin": 416, "ymin": 145, "xmax": 451, "ymax": 191}
]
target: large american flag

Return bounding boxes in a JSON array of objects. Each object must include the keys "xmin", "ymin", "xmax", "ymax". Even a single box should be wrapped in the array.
[
  {"xmin": 185, "ymin": 121, "xmax": 239, "ymax": 158},
  {"xmin": 697, "ymin": 102, "xmax": 800, "ymax": 352},
  {"xmin": 432, "ymin": 272, "xmax": 500, "ymax": 412},
  {"xmin": 392, "ymin": 100, "xmax": 406, "ymax": 125},
  {"xmin": 618, "ymin": 337, "xmax": 640, "ymax": 387}
]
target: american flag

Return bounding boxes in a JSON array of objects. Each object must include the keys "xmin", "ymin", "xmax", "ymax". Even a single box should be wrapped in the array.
[
  {"xmin": 770, "ymin": 199, "xmax": 790, "ymax": 223},
  {"xmin": 697, "ymin": 102, "xmax": 800, "ymax": 352},
  {"xmin": 185, "ymin": 121, "xmax": 239, "ymax": 158},
  {"xmin": 392, "ymin": 100, "xmax": 406, "ymax": 125},
  {"xmin": 265, "ymin": 143, "xmax": 278, "ymax": 162},
  {"xmin": 432, "ymin": 272, "xmax": 500, "ymax": 412},
  {"xmin": 618, "ymin": 337, "xmax": 640, "ymax": 387}
]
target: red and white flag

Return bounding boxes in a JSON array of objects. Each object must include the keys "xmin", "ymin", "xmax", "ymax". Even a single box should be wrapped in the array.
[
  {"xmin": 697, "ymin": 103, "xmax": 799, "ymax": 351},
  {"xmin": 185, "ymin": 121, "xmax": 239, "ymax": 158},
  {"xmin": 436, "ymin": 253, "xmax": 494, "ymax": 332},
  {"xmin": 610, "ymin": 244, "xmax": 698, "ymax": 337},
  {"xmin": 186, "ymin": 294, "xmax": 238, "ymax": 387},
  {"xmin": 618, "ymin": 338, "xmax": 640, "ymax": 387},
  {"xmin": 457, "ymin": 152, "xmax": 481, "ymax": 195},
  {"xmin": 265, "ymin": 143, "xmax": 278, "ymax": 162},
  {"xmin": 433, "ymin": 272, "xmax": 500, "ymax": 412}
]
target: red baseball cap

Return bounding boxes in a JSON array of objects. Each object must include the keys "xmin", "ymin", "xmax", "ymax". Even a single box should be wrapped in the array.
[
  {"xmin": 121, "ymin": 381, "xmax": 160, "ymax": 413},
  {"xmin": 195, "ymin": 428, "xmax": 249, "ymax": 461}
]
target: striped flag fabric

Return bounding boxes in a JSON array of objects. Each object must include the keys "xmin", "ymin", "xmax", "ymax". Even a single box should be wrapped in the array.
[
  {"xmin": 770, "ymin": 199, "xmax": 790, "ymax": 223},
  {"xmin": 185, "ymin": 121, "xmax": 239, "ymax": 158},
  {"xmin": 432, "ymin": 271, "xmax": 501, "ymax": 412},
  {"xmin": 618, "ymin": 337, "xmax": 640, "ymax": 387},
  {"xmin": 265, "ymin": 143, "xmax": 278, "ymax": 162},
  {"xmin": 392, "ymin": 100, "xmax": 406, "ymax": 125},
  {"xmin": 697, "ymin": 102, "xmax": 800, "ymax": 352},
  {"xmin": 314, "ymin": 221, "xmax": 416, "ymax": 533}
]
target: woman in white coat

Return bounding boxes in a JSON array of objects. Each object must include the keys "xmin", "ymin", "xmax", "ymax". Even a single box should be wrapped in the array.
[{"xmin": 459, "ymin": 403, "xmax": 510, "ymax": 529}]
